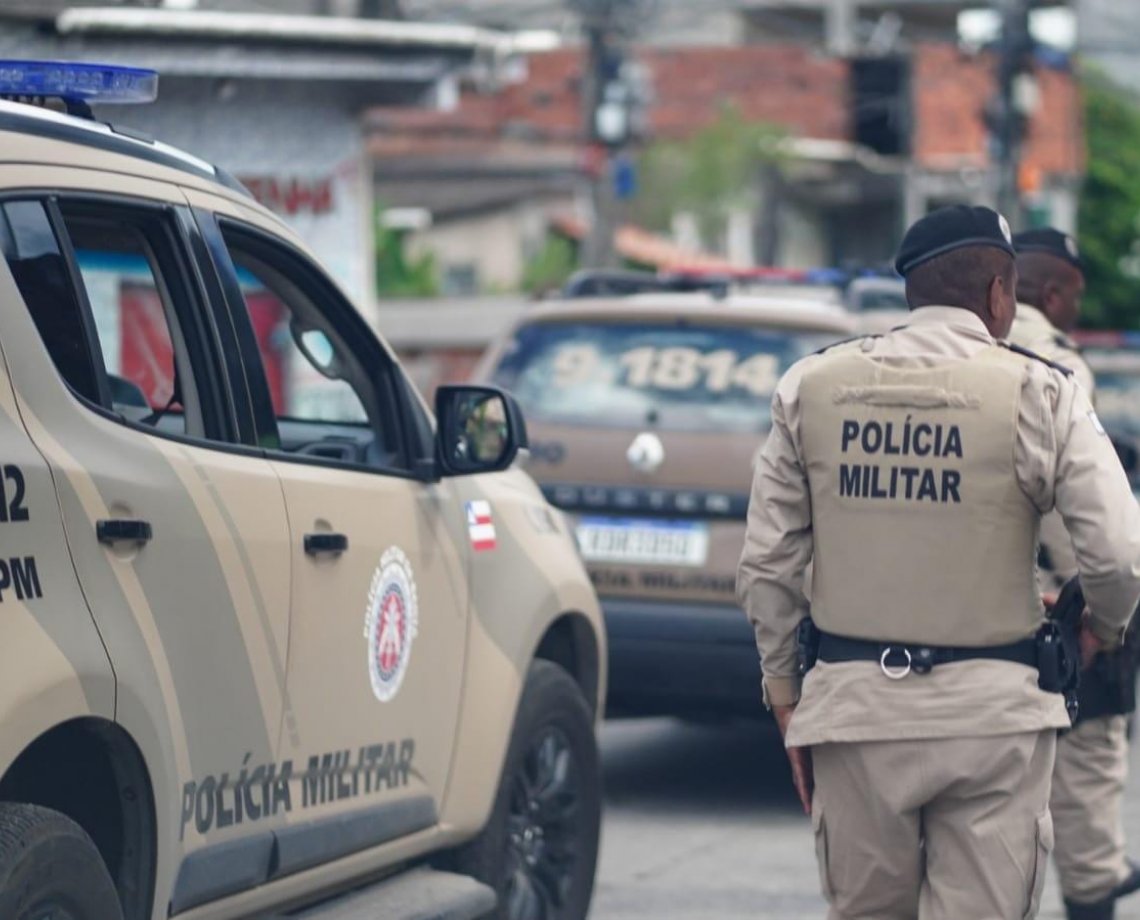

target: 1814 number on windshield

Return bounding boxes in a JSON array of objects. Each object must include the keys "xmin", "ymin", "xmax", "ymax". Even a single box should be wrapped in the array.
[{"xmin": 618, "ymin": 347, "xmax": 777, "ymax": 395}]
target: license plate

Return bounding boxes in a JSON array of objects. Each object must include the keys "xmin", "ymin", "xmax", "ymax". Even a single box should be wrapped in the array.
[{"xmin": 575, "ymin": 518, "xmax": 709, "ymax": 567}]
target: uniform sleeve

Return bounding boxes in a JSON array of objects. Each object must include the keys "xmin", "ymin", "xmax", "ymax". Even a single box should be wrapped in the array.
[
  {"xmin": 1051, "ymin": 377, "xmax": 1140, "ymax": 642},
  {"xmin": 1031, "ymin": 350, "xmax": 1094, "ymax": 585},
  {"xmin": 736, "ymin": 379, "xmax": 813, "ymax": 707},
  {"xmin": 1058, "ymin": 345, "xmax": 1096, "ymax": 401},
  {"xmin": 1073, "ymin": 354, "xmax": 1097, "ymax": 405}
]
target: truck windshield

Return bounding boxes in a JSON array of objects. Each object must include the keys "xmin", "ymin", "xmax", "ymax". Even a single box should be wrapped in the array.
[{"xmin": 491, "ymin": 320, "xmax": 838, "ymax": 432}]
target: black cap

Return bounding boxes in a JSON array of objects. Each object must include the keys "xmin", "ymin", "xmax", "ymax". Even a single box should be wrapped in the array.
[
  {"xmin": 1012, "ymin": 227, "xmax": 1083, "ymax": 271},
  {"xmin": 894, "ymin": 205, "xmax": 1016, "ymax": 277}
]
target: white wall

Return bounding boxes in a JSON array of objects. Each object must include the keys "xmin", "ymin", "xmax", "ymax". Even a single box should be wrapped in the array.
[
  {"xmin": 406, "ymin": 194, "xmax": 575, "ymax": 293},
  {"xmin": 779, "ymin": 202, "xmax": 829, "ymax": 268},
  {"xmin": 107, "ymin": 78, "xmax": 376, "ymax": 317}
]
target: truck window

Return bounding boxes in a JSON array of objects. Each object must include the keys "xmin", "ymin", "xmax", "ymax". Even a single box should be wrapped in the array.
[
  {"xmin": 0, "ymin": 200, "xmax": 103, "ymax": 404},
  {"xmin": 218, "ymin": 223, "xmax": 410, "ymax": 473}
]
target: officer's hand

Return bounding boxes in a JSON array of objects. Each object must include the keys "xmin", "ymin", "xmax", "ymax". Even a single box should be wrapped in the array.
[
  {"xmin": 773, "ymin": 704, "xmax": 813, "ymax": 816},
  {"xmin": 1079, "ymin": 612, "xmax": 1105, "ymax": 670}
]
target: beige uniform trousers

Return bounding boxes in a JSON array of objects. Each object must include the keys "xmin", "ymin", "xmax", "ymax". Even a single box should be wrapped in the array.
[
  {"xmin": 1052, "ymin": 715, "xmax": 1132, "ymax": 903},
  {"xmin": 812, "ymin": 731, "xmax": 1056, "ymax": 920}
]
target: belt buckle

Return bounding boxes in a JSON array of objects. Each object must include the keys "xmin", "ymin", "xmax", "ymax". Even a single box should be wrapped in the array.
[{"xmin": 880, "ymin": 646, "xmax": 912, "ymax": 680}]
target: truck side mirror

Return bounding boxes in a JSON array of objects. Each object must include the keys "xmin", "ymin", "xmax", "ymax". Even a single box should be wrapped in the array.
[{"xmin": 435, "ymin": 385, "xmax": 528, "ymax": 477}]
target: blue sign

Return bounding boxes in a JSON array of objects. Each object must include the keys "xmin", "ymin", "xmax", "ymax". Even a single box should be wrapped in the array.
[{"xmin": 613, "ymin": 154, "xmax": 638, "ymax": 201}]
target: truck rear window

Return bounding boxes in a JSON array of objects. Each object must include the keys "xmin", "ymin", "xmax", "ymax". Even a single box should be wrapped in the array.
[{"xmin": 490, "ymin": 321, "xmax": 837, "ymax": 432}]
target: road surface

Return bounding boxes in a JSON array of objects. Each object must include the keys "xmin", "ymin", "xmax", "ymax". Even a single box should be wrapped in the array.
[{"xmin": 594, "ymin": 718, "xmax": 1140, "ymax": 919}]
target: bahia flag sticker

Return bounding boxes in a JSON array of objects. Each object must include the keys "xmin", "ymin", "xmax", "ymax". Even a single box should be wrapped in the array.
[{"xmin": 466, "ymin": 500, "xmax": 497, "ymax": 552}]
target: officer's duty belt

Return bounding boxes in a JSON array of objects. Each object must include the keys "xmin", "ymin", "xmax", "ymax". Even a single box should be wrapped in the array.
[{"xmin": 817, "ymin": 631, "xmax": 1038, "ymax": 680}]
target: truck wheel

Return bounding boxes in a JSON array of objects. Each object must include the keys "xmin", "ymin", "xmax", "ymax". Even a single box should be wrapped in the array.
[
  {"xmin": 455, "ymin": 660, "xmax": 600, "ymax": 920},
  {"xmin": 0, "ymin": 803, "xmax": 123, "ymax": 920}
]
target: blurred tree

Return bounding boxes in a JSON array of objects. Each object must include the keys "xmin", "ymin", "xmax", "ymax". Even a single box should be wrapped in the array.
[
  {"xmin": 633, "ymin": 104, "xmax": 785, "ymax": 247},
  {"xmin": 375, "ymin": 211, "xmax": 438, "ymax": 298},
  {"xmin": 1079, "ymin": 75, "xmax": 1140, "ymax": 329},
  {"xmin": 522, "ymin": 234, "xmax": 579, "ymax": 296}
]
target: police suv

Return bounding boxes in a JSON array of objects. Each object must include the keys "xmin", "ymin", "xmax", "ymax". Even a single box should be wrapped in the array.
[
  {"xmin": 477, "ymin": 270, "xmax": 854, "ymax": 718},
  {"xmin": 0, "ymin": 61, "xmax": 605, "ymax": 920}
]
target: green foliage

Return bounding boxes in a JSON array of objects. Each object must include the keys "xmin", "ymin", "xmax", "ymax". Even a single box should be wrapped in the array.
[
  {"xmin": 634, "ymin": 105, "xmax": 784, "ymax": 242},
  {"xmin": 1078, "ymin": 76, "xmax": 1140, "ymax": 329},
  {"xmin": 375, "ymin": 211, "xmax": 439, "ymax": 298},
  {"xmin": 522, "ymin": 234, "xmax": 579, "ymax": 295}
]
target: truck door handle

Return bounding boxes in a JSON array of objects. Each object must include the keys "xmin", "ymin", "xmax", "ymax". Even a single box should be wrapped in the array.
[
  {"xmin": 304, "ymin": 533, "xmax": 348, "ymax": 556},
  {"xmin": 97, "ymin": 519, "xmax": 153, "ymax": 545}
]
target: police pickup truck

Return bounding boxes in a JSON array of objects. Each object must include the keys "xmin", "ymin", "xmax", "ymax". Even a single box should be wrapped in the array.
[{"xmin": 0, "ymin": 61, "xmax": 604, "ymax": 920}]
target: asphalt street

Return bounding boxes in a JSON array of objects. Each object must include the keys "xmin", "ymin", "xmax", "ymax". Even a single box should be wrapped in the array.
[{"xmin": 592, "ymin": 718, "xmax": 1140, "ymax": 920}]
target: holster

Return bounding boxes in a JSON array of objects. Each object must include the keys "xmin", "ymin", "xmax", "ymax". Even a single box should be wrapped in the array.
[
  {"xmin": 797, "ymin": 617, "xmax": 821, "ymax": 675},
  {"xmin": 1041, "ymin": 575, "xmax": 1085, "ymax": 725}
]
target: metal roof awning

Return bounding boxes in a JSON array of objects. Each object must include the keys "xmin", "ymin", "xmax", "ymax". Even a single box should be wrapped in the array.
[
  {"xmin": 776, "ymin": 137, "xmax": 905, "ymax": 207},
  {"xmin": 39, "ymin": 7, "xmax": 539, "ymax": 92},
  {"xmin": 25, "ymin": 40, "xmax": 465, "ymax": 84},
  {"xmin": 55, "ymin": 8, "xmax": 515, "ymax": 57}
]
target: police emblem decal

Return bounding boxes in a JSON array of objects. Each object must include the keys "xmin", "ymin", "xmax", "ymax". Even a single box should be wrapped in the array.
[
  {"xmin": 363, "ymin": 546, "xmax": 419, "ymax": 703},
  {"xmin": 998, "ymin": 213, "xmax": 1012, "ymax": 244}
]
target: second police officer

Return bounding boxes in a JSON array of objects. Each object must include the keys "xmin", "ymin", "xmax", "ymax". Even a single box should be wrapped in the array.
[
  {"xmin": 1010, "ymin": 227, "xmax": 1140, "ymax": 920},
  {"xmin": 737, "ymin": 205, "xmax": 1140, "ymax": 919}
]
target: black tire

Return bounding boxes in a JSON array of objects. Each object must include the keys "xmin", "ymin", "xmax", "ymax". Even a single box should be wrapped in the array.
[
  {"xmin": 454, "ymin": 660, "xmax": 601, "ymax": 920},
  {"xmin": 0, "ymin": 803, "xmax": 123, "ymax": 920}
]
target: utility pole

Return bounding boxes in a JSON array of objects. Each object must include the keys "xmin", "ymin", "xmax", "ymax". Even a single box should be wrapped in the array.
[
  {"xmin": 581, "ymin": 16, "xmax": 619, "ymax": 268},
  {"xmin": 824, "ymin": 0, "xmax": 858, "ymax": 57},
  {"xmin": 571, "ymin": 0, "xmax": 649, "ymax": 269},
  {"xmin": 993, "ymin": 0, "xmax": 1034, "ymax": 224}
]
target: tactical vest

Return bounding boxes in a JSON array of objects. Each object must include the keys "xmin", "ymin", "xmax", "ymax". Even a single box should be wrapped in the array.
[{"xmin": 798, "ymin": 344, "xmax": 1042, "ymax": 646}]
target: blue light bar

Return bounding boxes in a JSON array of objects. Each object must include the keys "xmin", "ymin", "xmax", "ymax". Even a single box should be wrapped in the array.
[
  {"xmin": 803, "ymin": 268, "xmax": 850, "ymax": 286},
  {"xmin": 802, "ymin": 267, "xmax": 902, "ymax": 286},
  {"xmin": 0, "ymin": 60, "xmax": 158, "ymax": 104}
]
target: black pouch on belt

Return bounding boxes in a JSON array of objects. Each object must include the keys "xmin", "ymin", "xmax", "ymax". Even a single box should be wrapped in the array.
[{"xmin": 1077, "ymin": 620, "xmax": 1139, "ymax": 722}]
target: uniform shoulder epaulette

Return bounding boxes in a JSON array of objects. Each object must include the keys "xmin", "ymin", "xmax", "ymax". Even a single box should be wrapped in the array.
[
  {"xmin": 1054, "ymin": 333, "xmax": 1083, "ymax": 354},
  {"xmin": 812, "ymin": 334, "xmax": 882, "ymax": 356},
  {"xmin": 1000, "ymin": 340, "xmax": 1074, "ymax": 376}
]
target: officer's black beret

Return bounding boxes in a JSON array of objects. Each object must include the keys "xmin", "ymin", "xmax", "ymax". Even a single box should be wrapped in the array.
[
  {"xmin": 894, "ymin": 205, "xmax": 1016, "ymax": 277},
  {"xmin": 1012, "ymin": 227, "xmax": 1083, "ymax": 271}
]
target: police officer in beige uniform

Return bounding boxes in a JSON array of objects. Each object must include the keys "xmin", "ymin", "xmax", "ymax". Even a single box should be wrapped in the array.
[
  {"xmin": 1010, "ymin": 229, "xmax": 1095, "ymax": 396},
  {"xmin": 1010, "ymin": 228, "xmax": 1140, "ymax": 920},
  {"xmin": 737, "ymin": 205, "xmax": 1140, "ymax": 920},
  {"xmin": 1010, "ymin": 229, "xmax": 1094, "ymax": 596}
]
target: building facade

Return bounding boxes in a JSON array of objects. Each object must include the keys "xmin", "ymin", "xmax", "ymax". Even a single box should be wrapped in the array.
[
  {"xmin": 0, "ymin": 4, "xmax": 504, "ymax": 317},
  {"xmin": 369, "ymin": 36, "xmax": 1083, "ymax": 286}
]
